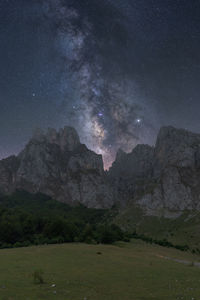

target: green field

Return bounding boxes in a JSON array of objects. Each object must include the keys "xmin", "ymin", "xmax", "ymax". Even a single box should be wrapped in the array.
[{"xmin": 0, "ymin": 241, "xmax": 200, "ymax": 300}]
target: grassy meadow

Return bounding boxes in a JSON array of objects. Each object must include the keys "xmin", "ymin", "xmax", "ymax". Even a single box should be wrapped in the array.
[{"xmin": 0, "ymin": 240, "xmax": 200, "ymax": 300}]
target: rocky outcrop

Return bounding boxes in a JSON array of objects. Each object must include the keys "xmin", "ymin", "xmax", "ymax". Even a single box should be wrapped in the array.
[
  {"xmin": 0, "ymin": 156, "xmax": 20, "ymax": 194},
  {"xmin": 108, "ymin": 144, "xmax": 154, "ymax": 207},
  {"xmin": 150, "ymin": 126, "xmax": 200, "ymax": 216},
  {"xmin": 108, "ymin": 126, "xmax": 200, "ymax": 217},
  {"xmin": 0, "ymin": 126, "xmax": 114, "ymax": 208},
  {"xmin": 154, "ymin": 126, "xmax": 200, "ymax": 172}
]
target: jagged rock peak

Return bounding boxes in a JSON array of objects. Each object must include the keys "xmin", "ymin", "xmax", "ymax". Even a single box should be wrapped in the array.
[
  {"xmin": 154, "ymin": 126, "xmax": 200, "ymax": 170},
  {"xmin": 32, "ymin": 128, "xmax": 45, "ymax": 142},
  {"xmin": 108, "ymin": 143, "xmax": 154, "ymax": 180},
  {"xmin": 156, "ymin": 126, "xmax": 200, "ymax": 147},
  {"xmin": 3, "ymin": 125, "xmax": 114, "ymax": 208},
  {"xmin": 115, "ymin": 148, "xmax": 126, "ymax": 161},
  {"xmin": 31, "ymin": 126, "xmax": 80, "ymax": 151}
]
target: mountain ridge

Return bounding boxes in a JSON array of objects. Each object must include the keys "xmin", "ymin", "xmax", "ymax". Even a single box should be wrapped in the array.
[{"xmin": 1, "ymin": 125, "xmax": 200, "ymax": 218}]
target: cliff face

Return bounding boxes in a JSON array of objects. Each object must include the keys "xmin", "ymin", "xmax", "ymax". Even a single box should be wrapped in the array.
[
  {"xmin": 150, "ymin": 126, "xmax": 200, "ymax": 216},
  {"xmin": 0, "ymin": 127, "xmax": 114, "ymax": 208},
  {"xmin": 108, "ymin": 126, "xmax": 200, "ymax": 217},
  {"xmin": 108, "ymin": 144, "xmax": 154, "ymax": 207},
  {"xmin": 1, "ymin": 125, "xmax": 200, "ymax": 216}
]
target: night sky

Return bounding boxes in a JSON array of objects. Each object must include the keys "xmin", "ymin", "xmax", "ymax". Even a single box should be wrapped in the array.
[{"xmin": 1, "ymin": 0, "xmax": 200, "ymax": 168}]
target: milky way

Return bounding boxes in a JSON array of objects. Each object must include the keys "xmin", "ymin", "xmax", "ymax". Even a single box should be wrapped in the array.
[
  {"xmin": 41, "ymin": 0, "xmax": 158, "ymax": 168},
  {"xmin": 1, "ymin": 0, "xmax": 200, "ymax": 169}
]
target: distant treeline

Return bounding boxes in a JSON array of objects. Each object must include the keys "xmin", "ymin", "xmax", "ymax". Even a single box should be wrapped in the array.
[
  {"xmin": 132, "ymin": 231, "xmax": 193, "ymax": 252},
  {"xmin": 0, "ymin": 191, "xmax": 128, "ymax": 249}
]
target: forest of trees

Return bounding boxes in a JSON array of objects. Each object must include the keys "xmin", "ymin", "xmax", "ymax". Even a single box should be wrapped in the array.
[{"xmin": 0, "ymin": 191, "xmax": 128, "ymax": 248}]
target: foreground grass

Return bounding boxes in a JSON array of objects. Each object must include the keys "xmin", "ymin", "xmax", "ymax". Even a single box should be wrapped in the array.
[{"xmin": 0, "ymin": 240, "xmax": 200, "ymax": 299}]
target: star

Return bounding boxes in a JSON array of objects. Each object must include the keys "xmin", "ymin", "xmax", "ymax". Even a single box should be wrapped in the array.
[{"xmin": 136, "ymin": 118, "xmax": 142, "ymax": 124}]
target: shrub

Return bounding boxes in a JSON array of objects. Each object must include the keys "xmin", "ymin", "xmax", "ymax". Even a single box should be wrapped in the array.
[{"xmin": 33, "ymin": 269, "xmax": 45, "ymax": 284}]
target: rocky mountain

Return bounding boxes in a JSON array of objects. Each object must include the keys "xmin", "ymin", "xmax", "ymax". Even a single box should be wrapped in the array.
[
  {"xmin": 1, "ymin": 125, "xmax": 200, "ymax": 217},
  {"xmin": 108, "ymin": 126, "xmax": 200, "ymax": 217},
  {"xmin": 0, "ymin": 127, "xmax": 114, "ymax": 208},
  {"xmin": 108, "ymin": 144, "xmax": 154, "ymax": 207}
]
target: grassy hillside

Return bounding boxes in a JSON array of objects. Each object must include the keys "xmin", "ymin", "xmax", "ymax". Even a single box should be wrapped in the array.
[
  {"xmin": 115, "ymin": 205, "xmax": 200, "ymax": 251},
  {"xmin": 0, "ymin": 240, "xmax": 200, "ymax": 299}
]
